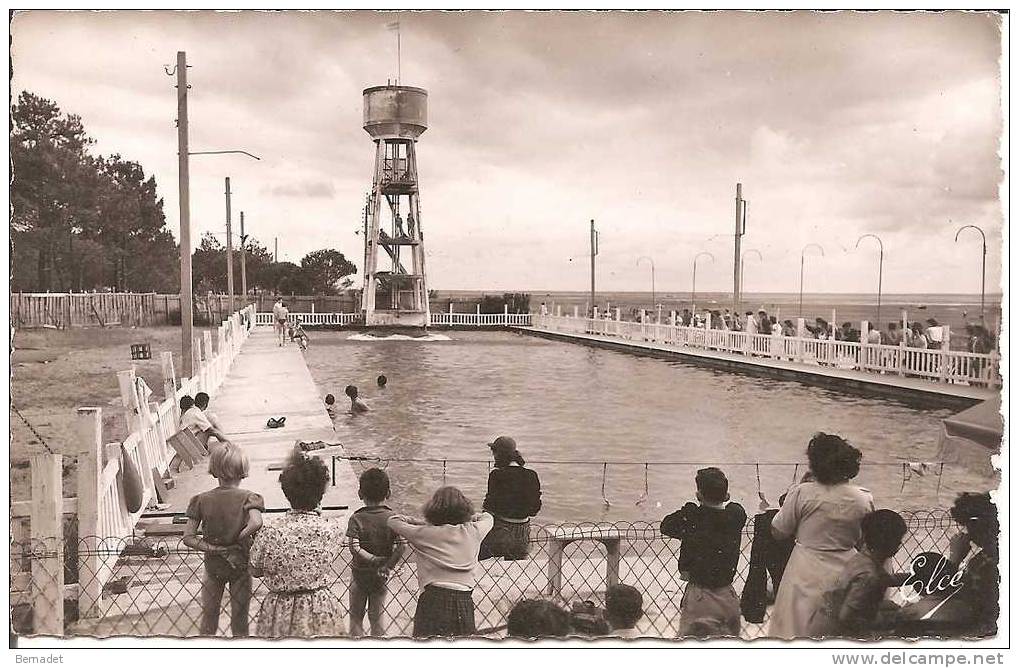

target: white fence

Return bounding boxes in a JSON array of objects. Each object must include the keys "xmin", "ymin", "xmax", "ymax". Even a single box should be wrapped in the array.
[
  {"xmin": 533, "ymin": 314, "xmax": 1001, "ymax": 389},
  {"xmin": 11, "ymin": 304, "xmax": 258, "ymax": 632},
  {"xmin": 254, "ymin": 311, "xmax": 533, "ymax": 327}
]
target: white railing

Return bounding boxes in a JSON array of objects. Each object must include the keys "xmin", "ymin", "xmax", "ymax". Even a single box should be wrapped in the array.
[
  {"xmin": 11, "ymin": 303, "xmax": 260, "ymax": 630},
  {"xmin": 533, "ymin": 314, "xmax": 1001, "ymax": 389},
  {"xmin": 254, "ymin": 312, "xmax": 534, "ymax": 327},
  {"xmin": 254, "ymin": 311, "xmax": 363, "ymax": 327},
  {"xmin": 430, "ymin": 312, "xmax": 533, "ymax": 327}
]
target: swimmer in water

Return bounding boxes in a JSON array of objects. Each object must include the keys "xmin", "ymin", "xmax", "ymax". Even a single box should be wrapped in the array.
[
  {"xmin": 345, "ymin": 385, "xmax": 370, "ymax": 414},
  {"xmin": 377, "ymin": 375, "xmax": 387, "ymax": 389},
  {"xmin": 324, "ymin": 394, "xmax": 337, "ymax": 421}
]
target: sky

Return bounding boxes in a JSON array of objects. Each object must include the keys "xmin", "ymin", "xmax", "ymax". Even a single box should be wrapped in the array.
[{"xmin": 10, "ymin": 10, "xmax": 1005, "ymax": 294}]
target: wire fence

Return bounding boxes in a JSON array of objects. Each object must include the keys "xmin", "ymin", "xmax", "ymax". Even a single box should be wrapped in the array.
[{"xmin": 10, "ymin": 510, "xmax": 956, "ymax": 639}]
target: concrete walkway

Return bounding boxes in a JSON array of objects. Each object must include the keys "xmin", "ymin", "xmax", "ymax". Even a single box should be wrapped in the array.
[
  {"xmin": 519, "ymin": 327, "xmax": 997, "ymax": 406},
  {"xmin": 157, "ymin": 328, "xmax": 358, "ymax": 514}
]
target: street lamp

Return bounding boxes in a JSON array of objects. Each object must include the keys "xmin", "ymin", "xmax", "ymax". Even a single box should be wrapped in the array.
[
  {"xmin": 692, "ymin": 251, "xmax": 715, "ymax": 312},
  {"xmin": 740, "ymin": 249, "xmax": 762, "ymax": 303},
  {"xmin": 637, "ymin": 256, "xmax": 656, "ymax": 321},
  {"xmin": 954, "ymin": 225, "xmax": 987, "ymax": 321},
  {"xmin": 799, "ymin": 243, "xmax": 824, "ymax": 317},
  {"xmin": 855, "ymin": 234, "xmax": 884, "ymax": 327}
]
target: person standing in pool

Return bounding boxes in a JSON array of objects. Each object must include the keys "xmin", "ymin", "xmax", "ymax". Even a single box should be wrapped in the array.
[
  {"xmin": 479, "ymin": 436, "xmax": 541, "ymax": 560},
  {"xmin": 345, "ymin": 385, "xmax": 370, "ymax": 414},
  {"xmin": 376, "ymin": 375, "xmax": 387, "ymax": 390}
]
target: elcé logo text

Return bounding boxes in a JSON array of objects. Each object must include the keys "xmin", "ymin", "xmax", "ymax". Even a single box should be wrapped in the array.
[{"xmin": 902, "ymin": 553, "xmax": 964, "ymax": 596}]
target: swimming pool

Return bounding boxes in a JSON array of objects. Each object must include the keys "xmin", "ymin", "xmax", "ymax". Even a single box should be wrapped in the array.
[{"xmin": 304, "ymin": 330, "xmax": 993, "ymax": 522}]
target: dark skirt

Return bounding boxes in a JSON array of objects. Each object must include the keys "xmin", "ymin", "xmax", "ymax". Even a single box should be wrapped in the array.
[
  {"xmin": 412, "ymin": 585, "xmax": 476, "ymax": 638},
  {"xmin": 479, "ymin": 517, "xmax": 531, "ymax": 560}
]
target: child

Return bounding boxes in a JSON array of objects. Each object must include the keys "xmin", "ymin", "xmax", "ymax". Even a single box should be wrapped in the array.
[
  {"xmin": 660, "ymin": 467, "xmax": 747, "ymax": 637},
  {"xmin": 324, "ymin": 394, "xmax": 337, "ymax": 421},
  {"xmin": 347, "ymin": 468, "xmax": 405, "ymax": 637},
  {"xmin": 387, "ymin": 487, "xmax": 493, "ymax": 637},
  {"xmin": 807, "ymin": 509, "xmax": 908, "ymax": 637},
  {"xmin": 179, "ymin": 395, "xmax": 230, "ymax": 449},
  {"xmin": 377, "ymin": 374, "xmax": 387, "ymax": 389},
  {"xmin": 183, "ymin": 444, "xmax": 264, "ymax": 637},
  {"xmin": 194, "ymin": 392, "xmax": 223, "ymax": 433},
  {"xmin": 345, "ymin": 385, "xmax": 370, "ymax": 414},
  {"xmin": 292, "ymin": 319, "xmax": 309, "ymax": 351},
  {"xmin": 507, "ymin": 599, "xmax": 572, "ymax": 639},
  {"xmin": 606, "ymin": 584, "xmax": 644, "ymax": 638}
]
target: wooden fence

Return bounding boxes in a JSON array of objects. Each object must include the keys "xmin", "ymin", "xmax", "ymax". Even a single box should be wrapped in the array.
[
  {"xmin": 11, "ymin": 293, "xmax": 157, "ymax": 329},
  {"xmin": 10, "ymin": 304, "xmax": 257, "ymax": 633}
]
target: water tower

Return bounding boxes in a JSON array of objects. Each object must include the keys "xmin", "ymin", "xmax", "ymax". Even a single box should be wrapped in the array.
[{"xmin": 361, "ymin": 84, "xmax": 430, "ymax": 327}]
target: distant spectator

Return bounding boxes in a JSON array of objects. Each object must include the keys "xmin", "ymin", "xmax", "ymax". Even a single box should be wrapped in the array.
[
  {"xmin": 661, "ymin": 467, "xmax": 747, "ymax": 637},
  {"xmin": 885, "ymin": 323, "xmax": 903, "ymax": 346},
  {"xmin": 807, "ymin": 510, "xmax": 908, "ymax": 637},
  {"xmin": 507, "ymin": 599, "xmax": 572, "ymax": 639},
  {"xmin": 925, "ymin": 318, "xmax": 944, "ymax": 349},
  {"xmin": 839, "ymin": 322, "xmax": 860, "ymax": 343},
  {"xmin": 907, "ymin": 322, "xmax": 928, "ymax": 349},
  {"xmin": 758, "ymin": 310, "xmax": 772, "ymax": 335},
  {"xmin": 744, "ymin": 311, "xmax": 758, "ymax": 336},
  {"xmin": 681, "ymin": 309, "xmax": 693, "ymax": 327},
  {"xmin": 606, "ymin": 584, "xmax": 644, "ymax": 638}
]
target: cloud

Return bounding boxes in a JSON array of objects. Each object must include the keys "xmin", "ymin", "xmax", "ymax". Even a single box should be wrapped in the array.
[{"xmin": 262, "ymin": 181, "xmax": 336, "ymax": 198}]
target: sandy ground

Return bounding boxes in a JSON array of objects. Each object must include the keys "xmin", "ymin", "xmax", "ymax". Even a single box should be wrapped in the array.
[{"xmin": 10, "ymin": 325, "xmax": 209, "ymax": 501}]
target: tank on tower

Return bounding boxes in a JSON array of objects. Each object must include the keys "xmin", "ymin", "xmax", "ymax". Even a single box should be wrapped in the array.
[
  {"xmin": 360, "ymin": 85, "xmax": 431, "ymax": 328},
  {"xmin": 363, "ymin": 85, "xmax": 427, "ymax": 140}
]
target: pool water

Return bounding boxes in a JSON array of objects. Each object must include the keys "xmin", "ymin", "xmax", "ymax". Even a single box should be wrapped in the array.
[{"xmin": 304, "ymin": 330, "xmax": 993, "ymax": 523}]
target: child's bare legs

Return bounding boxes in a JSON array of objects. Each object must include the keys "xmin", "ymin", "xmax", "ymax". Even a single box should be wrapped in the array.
[
  {"xmin": 228, "ymin": 570, "xmax": 252, "ymax": 637},
  {"xmin": 199, "ymin": 559, "xmax": 228, "ymax": 635},
  {"xmin": 348, "ymin": 577, "xmax": 369, "ymax": 637},
  {"xmin": 367, "ymin": 588, "xmax": 388, "ymax": 637}
]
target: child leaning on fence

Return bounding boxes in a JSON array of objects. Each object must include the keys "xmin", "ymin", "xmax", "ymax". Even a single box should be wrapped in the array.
[
  {"xmin": 347, "ymin": 468, "xmax": 405, "ymax": 638},
  {"xmin": 183, "ymin": 444, "xmax": 265, "ymax": 637},
  {"xmin": 660, "ymin": 466, "xmax": 747, "ymax": 638}
]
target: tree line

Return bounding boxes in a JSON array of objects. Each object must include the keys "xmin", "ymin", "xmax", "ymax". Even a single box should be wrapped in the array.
[{"xmin": 10, "ymin": 91, "xmax": 357, "ymax": 296}]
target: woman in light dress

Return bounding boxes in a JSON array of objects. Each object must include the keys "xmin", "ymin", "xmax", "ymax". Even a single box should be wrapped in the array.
[
  {"xmin": 249, "ymin": 448, "xmax": 347, "ymax": 637},
  {"xmin": 768, "ymin": 433, "xmax": 874, "ymax": 639}
]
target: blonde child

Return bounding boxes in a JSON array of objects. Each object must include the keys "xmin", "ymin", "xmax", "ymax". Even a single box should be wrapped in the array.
[{"xmin": 183, "ymin": 444, "xmax": 264, "ymax": 637}]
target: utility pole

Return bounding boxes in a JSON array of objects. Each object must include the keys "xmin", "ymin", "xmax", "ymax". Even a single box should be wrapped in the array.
[
  {"xmin": 176, "ymin": 51, "xmax": 194, "ymax": 376},
  {"xmin": 590, "ymin": 219, "xmax": 598, "ymax": 318},
  {"xmin": 274, "ymin": 237, "xmax": 278, "ymax": 263},
  {"xmin": 225, "ymin": 177, "xmax": 234, "ymax": 314},
  {"xmin": 239, "ymin": 211, "xmax": 247, "ymax": 301},
  {"xmin": 733, "ymin": 183, "xmax": 745, "ymax": 313}
]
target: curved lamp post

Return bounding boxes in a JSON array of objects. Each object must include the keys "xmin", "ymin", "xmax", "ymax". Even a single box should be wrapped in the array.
[
  {"xmin": 692, "ymin": 251, "xmax": 715, "ymax": 311},
  {"xmin": 855, "ymin": 234, "xmax": 884, "ymax": 327},
  {"xmin": 637, "ymin": 256, "xmax": 656, "ymax": 319},
  {"xmin": 799, "ymin": 243, "xmax": 825, "ymax": 317},
  {"xmin": 955, "ymin": 225, "xmax": 987, "ymax": 321},
  {"xmin": 740, "ymin": 249, "xmax": 762, "ymax": 303}
]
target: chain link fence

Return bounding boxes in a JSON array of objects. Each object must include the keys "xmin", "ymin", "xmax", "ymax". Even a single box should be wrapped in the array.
[{"xmin": 10, "ymin": 510, "xmax": 956, "ymax": 638}]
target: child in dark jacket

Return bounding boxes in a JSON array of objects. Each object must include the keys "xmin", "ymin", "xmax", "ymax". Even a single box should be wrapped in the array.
[
  {"xmin": 660, "ymin": 467, "xmax": 747, "ymax": 637},
  {"xmin": 347, "ymin": 468, "xmax": 404, "ymax": 637}
]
